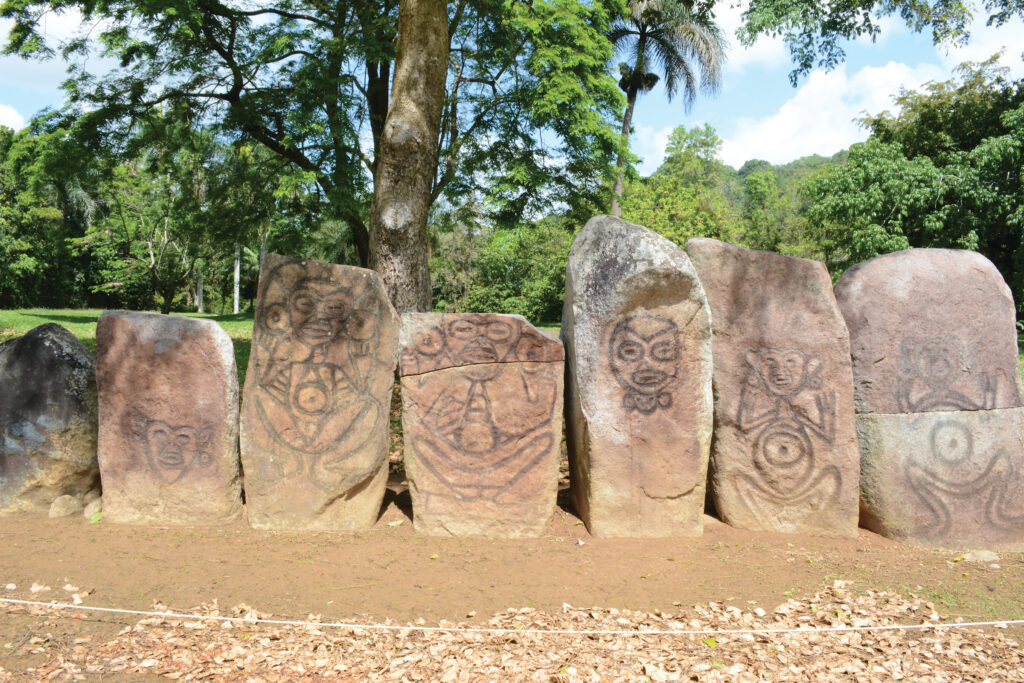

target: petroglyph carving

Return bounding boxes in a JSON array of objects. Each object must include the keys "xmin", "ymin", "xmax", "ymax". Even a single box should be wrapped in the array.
[
  {"xmin": 130, "ymin": 412, "xmax": 212, "ymax": 484},
  {"xmin": 250, "ymin": 261, "xmax": 384, "ymax": 491},
  {"xmin": 404, "ymin": 315, "xmax": 559, "ymax": 503},
  {"xmin": 896, "ymin": 338, "xmax": 1000, "ymax": 412},
  {"xmin": 735, "ymin": 347, "xmax": 840, "ymax": 518},
  {"xmin": 607, "ymin": 315, "xmax": 681, "ymax": 415},
  {"xmin": 905, "ymin": 419, "xmax": 1024, "ymax": 537}
]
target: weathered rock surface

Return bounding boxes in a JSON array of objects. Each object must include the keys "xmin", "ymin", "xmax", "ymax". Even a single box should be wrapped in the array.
[
  {"xmin": 858, "ymin": 408, "xmax": 1024, "ymax": 549},
  {"xmin": 835, "ymin": 249, "xmax": 1024, "ymax": 414},
  {"xmin": 96, "ymin": 311, "xmax": 242, "ymax": 525},
  {"xmin": 837, "ymin": 248, "xmax": 1024, "ymax": 547},
  {"xmin": 240, "ymin": 254, "xmax": 399, "ymax": 531},
  {"xmin": 562, "ymin": 215, "xmax": 712, "ymax": 537},
  {"xmin": 83, "ymin": 496, "xmax": 102, "ymax": 520},
  {"xmin": 400, "ymin": 313, "xmax": 564, "ymax": 537},
  {"xmin": 686, "ymin": 239, "xmax": 859, "ymax": 537},
  {"xmin": 0, "ymin": 323, "xmax": 98, "ymax": 514},
  {"xmin": 49, "ymin": 494, "xmax": 83, "ymax": 518}
]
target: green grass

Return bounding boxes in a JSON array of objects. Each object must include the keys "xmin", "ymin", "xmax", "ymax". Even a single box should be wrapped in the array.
[{"xmin": 0, "ymin": 308, "xmax": 255, "ymax": 384}]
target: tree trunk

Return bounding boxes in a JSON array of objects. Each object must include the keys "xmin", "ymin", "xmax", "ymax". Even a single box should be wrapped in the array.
[
  {"xmin": 367, "ymin": 0, "xmax": 448, "ymax": 313},
  {"xmin": 611, "ymin": 89, "xmax": 638, "ymax": 218},
  {"xmin": 197, "ymin": 266, "xmax": 204, "ymax": 313},
  {"xmin": 259, "ymin": 222, "xmax": 268, "ymax": 274},
  {"xmin": 233, "ymin": 244, "xmax": 240, "ymax": 315}
]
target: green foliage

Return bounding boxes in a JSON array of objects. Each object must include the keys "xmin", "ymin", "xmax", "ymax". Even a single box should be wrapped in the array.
[
  {"xmin": 2, "ymin": 0, "xmax": 626, "ymax": 252},
  {"xmin": 804, "ymin": 60, "xmax": 1024, "ymax": 305},
  {"xmin": 738, "ymin": 0, "xmax": 983, "ymax": 84},
  {"xmin": 620, "ymin": 124, "xmax": 737, "ymax": 246},
  {"xmin": 609, "ymin": 0, "xmax": 726, "ymax": 108},
  {"xmin": 431, "ymin": 217, "xmax": 573, "ymax": 324},
  {"xmin": 0, "ymin": 121, "xmax": 105, "ymax": 308}
]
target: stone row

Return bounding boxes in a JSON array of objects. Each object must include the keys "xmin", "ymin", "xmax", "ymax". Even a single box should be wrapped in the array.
[{"xmin": 2, "ymin": 230, "xmax": 1022, "ymax": 549}]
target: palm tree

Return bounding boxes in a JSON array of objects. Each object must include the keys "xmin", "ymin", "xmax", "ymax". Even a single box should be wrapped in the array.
[{"xmin": 609, "ymin": 0, "xmax": 727, "ymax": 216}]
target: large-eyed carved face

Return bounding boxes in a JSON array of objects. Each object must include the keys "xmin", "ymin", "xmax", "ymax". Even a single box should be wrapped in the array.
[
  {"xmin": 287, "ymin": 279, "xmax": 351, "ymax": 346},
  {"xmin": 755, "ymin": 349, "xmax": 812, "ymax": 397},
  {"xmin": 609, "ymin": 316, "xmax": 681, "ymax": 396},
  {"xmin": 444, "ymin": 315, "xmax": 520, "ymax": 365},
  {"xmin": 139, "ymin": 418, "xmax": 213, "ymax": 484},
  {"xmin": 916, "ymin": 339, "xmax": 959, "ymax": 389}
]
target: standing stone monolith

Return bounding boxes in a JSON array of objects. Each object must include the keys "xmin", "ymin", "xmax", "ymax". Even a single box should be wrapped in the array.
[
  {"xmin": 686, "ymin": 239, "xmax": 859, "ymax": 536},
  {"xmin": 836, "ymin": 248, "xmax": 1024, "ymax": 549},
  {"xmin": 400, "ymin": 313, "xmax": 564, "ymax": 537},
  {"xmin": 563, "ymin": 215, "xmax": 713, "ymax": 537},
  {"xmin": 240, "ymin": 254, "xmax": 399, "ymax": 531},
  {"xmin": 96, "ymin": 311, "xmax": 242, "ymax": 525},
  {"xmin": 0, "ymin": 323, "xmax": 98, "ymax": 514}
]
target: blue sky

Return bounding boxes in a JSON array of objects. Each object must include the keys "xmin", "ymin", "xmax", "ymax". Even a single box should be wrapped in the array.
[{"xmin": 2, "ymin": 5, "xmax": 1023, "ymax": 174}]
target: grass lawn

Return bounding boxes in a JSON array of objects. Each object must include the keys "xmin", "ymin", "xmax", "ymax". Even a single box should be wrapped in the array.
[
  {"xmin": 0, "ymin": 309, "xmax": 255, "ymax": 385},
  {"xmin": 0, "ymin": 310, "xmax": 562, "ymax": 386}
]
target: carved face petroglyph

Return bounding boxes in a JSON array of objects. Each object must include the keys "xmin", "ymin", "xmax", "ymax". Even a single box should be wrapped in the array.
[
  {"xmin": 132, "ymin": 413, "xmax": 213, "ymax": 484},
  {"xmin": 914, "ymin": 339, "xmax": 959, "ymax": 389},
  {"xmin": 445, "ymin": 316, "xmax": 518, "ymax": 364},
  {"xmin": 609, "ymin": 315, "xmax": 681, "ymax": 414},
  {"xmin": 753, "ymin": 349, "xmax": 818, "ymax": 398},
  {"xmin": 287, "ymin": 279, "xmax": 352, "ymax": 347}
]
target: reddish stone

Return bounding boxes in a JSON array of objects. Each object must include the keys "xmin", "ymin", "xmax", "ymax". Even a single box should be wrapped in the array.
[
  {"xmin": 685, "ymin": 239, "xmax": 859, "ymax": 536},
  {"xmin": 834, "ymin": 248, "xmax": 1023, "ymax": 414},
  {"xmin": 400, "ymin": 313, "xmax": 563, "ymax": 537},
  {"xmin": 240, "ymin": 254, "xmax": 399, "ymax": 530},
  {"xmin": 562, "ymin": 216, "xmax": 713, "ymax": 538},
  {"xmin": 96, "ymin": 311, "xmax": 241, "ymax": 525}
]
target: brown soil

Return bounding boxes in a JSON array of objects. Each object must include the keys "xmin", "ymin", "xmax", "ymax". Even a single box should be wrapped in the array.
[
  {"xmin": 2, "ymin": 480, "xmax": 1024, "ymax": 679},
  {"xmin": 2, "ymin": 479, "xmax": 1023, "ymax": 620}
]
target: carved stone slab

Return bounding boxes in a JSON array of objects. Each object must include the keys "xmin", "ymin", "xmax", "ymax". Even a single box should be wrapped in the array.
[
  {"xmin": 834, "ymin": 249, "xmax": 1024, "ymax": 415},
  {"xmin": 400, "ymin": 313, "xmax": 563, "ymax": 537},
  {"xmin": 240, "ymin": 254, "xmax": 399, "ymax": 530},
  {"xmin": 96, "ymin": 311, "xmax": 241, "ymax": 525},
  {"xmin": 0, "ymin": 324, "xmax": 98, "ymax": 514},
  {"xmin": 858, "ymin": 408, "xmax": 1024, "ymax": 549},
  {"xmin": 562, "ymin": 216, "xmax": 712, "ymax": 537},
  {"xmin": 685, "ymin": 239, "xmax": 860, "ymax": 536}
]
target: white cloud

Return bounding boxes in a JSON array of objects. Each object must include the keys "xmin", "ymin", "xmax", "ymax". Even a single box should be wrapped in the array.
[
  {"xmin": 937, "ymin": 12, "xmax": 1024, "ymax": 78},
  {"xmin": 719, "ymin": 61, "xmax": 946, "ymax": 167},
  {"xmin": 0, "ymin": 104, "xmax": 26, "ymax": 130},
  {"xmin": 716, "ymin": 2, "xmax": 789, "ymax": 76},
  {"xmin": 633, "ymin": 124, "xmax": 675, "ymax": 175}
]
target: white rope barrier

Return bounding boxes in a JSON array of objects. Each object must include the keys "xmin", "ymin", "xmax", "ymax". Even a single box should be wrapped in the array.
[{"xmin": 2, "ymin": 597, "xmax": 1022, "ymax": 638}]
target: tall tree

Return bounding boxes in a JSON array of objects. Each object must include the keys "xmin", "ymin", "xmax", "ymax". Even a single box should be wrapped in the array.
[
  {"xmin": 368, "ymin": 0, "xmax": 447, "ymax": 312},
  {"xmin": 2, "ymin": 0, "xmax": 623, "ymax": 312},
  {"xmin": 608, "ymin": 0, "xmax": 726, "ymax": 216}
]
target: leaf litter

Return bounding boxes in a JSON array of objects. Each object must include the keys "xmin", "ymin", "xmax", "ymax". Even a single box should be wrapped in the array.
[{"xmin": 1, "ymin": 580, "xmax": 1021, "ymax": 681}]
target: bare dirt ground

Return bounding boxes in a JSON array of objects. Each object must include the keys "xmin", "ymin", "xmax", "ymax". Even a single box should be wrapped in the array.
[{"xmin": 1, "ymin": 475, "xmax": 1023, "ymax": 680}]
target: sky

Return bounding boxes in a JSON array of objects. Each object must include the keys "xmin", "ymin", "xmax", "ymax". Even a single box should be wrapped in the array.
[{"xmin": 1, "ymin": 5, "xmax": 1024, "ymax": 174}]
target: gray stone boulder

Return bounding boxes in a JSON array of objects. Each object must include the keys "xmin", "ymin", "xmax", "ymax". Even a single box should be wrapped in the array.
[
  {"xmin": 96, "ymin": 311, "xmax": 242, "ymax": 525},
  {"xmin": 240, "ymin": 254, "xmax": 399, "ymax": 531},
  {"xmin": 0, "ymin": 323, "xmax": 98, "ymax": 514},
  {"xmin": 686, "ymin": 239, "xmax": 859, "ymax": 536},
  {"xmin": 400, "ymin": 313, "xmax": 564, "ymax": 537},
  {"xmin": 835, "ymin": 248, "xmax": 1023, "ymax": 414},
  {"xmin": 836, "ymin": 248, "xmax": 1024, "ymax": 549},
  {"xmin": 562, "ymin": 215, "xmax": 713, "ymax": 537}
]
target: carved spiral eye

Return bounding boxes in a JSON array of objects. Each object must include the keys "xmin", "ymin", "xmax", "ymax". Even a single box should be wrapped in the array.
[
  {"xmin": 616, "ymin": 341, "xmax": 644, "ymax": 362},
  {"xmin": 263, "ymin": 304, "xmax": 289, "ymax": 332},
  {"xmin": 415, "ymin": 327, "xmax": 443, "ymax": 356},
  {"xmin": 650, "ymin": 340, "xmax": 679, "ymax": 362}
]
